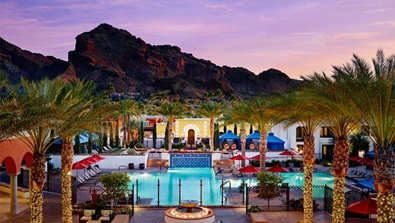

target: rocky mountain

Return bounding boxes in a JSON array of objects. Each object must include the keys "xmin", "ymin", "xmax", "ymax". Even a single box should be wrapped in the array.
[{"xmin": 1, "ymin": 23, "xmax": 300, "ymax": 99}]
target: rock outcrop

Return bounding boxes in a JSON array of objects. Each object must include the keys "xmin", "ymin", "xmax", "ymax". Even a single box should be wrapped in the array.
[
  {"xmin": 0, "ymin": 37, "xmax": 68, "ymax": 83},
  {"xmin": 1, "ymin": 23, "xmax": 300, "ymax": 99}
]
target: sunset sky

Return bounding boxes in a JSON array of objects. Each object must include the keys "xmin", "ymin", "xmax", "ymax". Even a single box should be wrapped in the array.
[{"xmin": 1, "ymin": 0, "xmax": 394, "ymax": 79}]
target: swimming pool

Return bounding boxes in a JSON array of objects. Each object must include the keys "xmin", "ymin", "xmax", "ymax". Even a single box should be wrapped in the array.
[
  {"xmin": 127, "ymin": 169, "xmax": 334, "ymax": 205},
  {"xmin": 128, "ymin": 168, "xmax": 224, "ymax": 205}
]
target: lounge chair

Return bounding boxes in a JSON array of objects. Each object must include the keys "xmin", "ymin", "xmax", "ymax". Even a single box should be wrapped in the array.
[
  {"xmin": 353, "ymin": 174, "xmax": 372, "ymax": 182},
  {"xmin": 288, "ymin": 163, "xmax": 298, "ymax": 172},
  {"xmin": 232, "ymin": 166, "xmax": 242, "ymax": 177},
  {"xmin": 221, "ymin": 149, "xmax": 231, "ymax": 159},
  {"xmin": 221, "ymin": 165, "xmax": 236, "ymax": 173}
]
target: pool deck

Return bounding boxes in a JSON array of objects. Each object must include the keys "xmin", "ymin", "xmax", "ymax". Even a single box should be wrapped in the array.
[{"xmin": 1, "ymin": 159, "xmax": 377, "ymax": 223}]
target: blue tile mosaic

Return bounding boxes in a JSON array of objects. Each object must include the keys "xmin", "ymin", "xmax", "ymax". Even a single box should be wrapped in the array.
[{"xmin": 169, "ymin": 153, "xmax": 212, "ymax": 168}]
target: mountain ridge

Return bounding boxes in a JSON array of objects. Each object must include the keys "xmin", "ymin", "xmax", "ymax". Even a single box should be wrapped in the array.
[{"xmin": 0, "ymin": 23, "xmax": 300, "ymax": 99}]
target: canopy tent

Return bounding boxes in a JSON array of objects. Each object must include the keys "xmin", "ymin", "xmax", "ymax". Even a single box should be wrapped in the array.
[
  {"xmin": 246, "ymin": 131, "xmax": 285, "ymax": 151},
  {"xmin": 357, "ymin": 178, "xmax": 395, "ymax": 193},
  {"xmin": 54, "ymin": 134, "xmax": 89, "ymax": 145},
  {"xmin": 219, "ymin": 130, "xmax": 240, "ymax": 151},
  {"xmin": 267, "ymin": 132, "xmax": 285, "ymax": 150},
  {"xmin": 81, "ymin": 133, "xmax": 99, "ymax": 141},
  {"xmin": 246, "ymin": 130, "xmax": 260, "ymax": 150}
]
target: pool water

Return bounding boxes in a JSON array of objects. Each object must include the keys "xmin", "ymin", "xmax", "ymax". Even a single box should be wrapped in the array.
[
  {"xmin": 127, "ymin": 168, "xmax": 334, "ymax": 205},
  {"xmin": 281, "ymin": 172, "xmax": 334, "ymax": 187},
  {"xmin": 280, "ymin": 172, "xmax": 334, "ymax": 198},
  {"xmin": 128, "ymin": 168, "xmax": 224, "ymax": 205}
]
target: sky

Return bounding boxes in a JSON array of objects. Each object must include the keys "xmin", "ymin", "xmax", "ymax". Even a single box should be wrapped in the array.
[{"xmin": 0, "ymin": 0, "xmax": 394, "ymax": 79}]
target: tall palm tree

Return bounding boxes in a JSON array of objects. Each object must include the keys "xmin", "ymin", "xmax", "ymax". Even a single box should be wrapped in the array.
[
  {"xmin": 7, "ymin": 78, "xmax": 67, "ymax": 223},
  {"xmin": 272, "ymin": 91, "xmax": 322, "ymax": 223},
  {"xmin": 223, "ymin": 97, "xmax": 279, "ymax": 172},
  {"xmin": 56, "ymin": 80, "xmax": 113, "ymax": 223},
  {"xmin": 302, "ymin": 72, "xmax": 359, "ymax": 223},
  {"xmin": 153, "ymin": 101, "xmax": 185, "ymax": 150},
  {"xmin": 118, "ymin": 100, "xmax": 141, "ymax": 148},
  {"xmin": 332, "ymin": 50, "xmax": 395, "ymax": 223},
  {"xmin": 196, "ymin": 102, "xmax": 224, "ymax": 151}
]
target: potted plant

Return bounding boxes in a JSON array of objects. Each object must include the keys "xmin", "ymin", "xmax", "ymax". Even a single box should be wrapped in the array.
[{"xmin": 128, "ymin": 163, "xmax": 134, "ymax": 169}]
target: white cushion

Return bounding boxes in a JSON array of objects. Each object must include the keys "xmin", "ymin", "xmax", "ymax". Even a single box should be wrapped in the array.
[
  {"xmin": 80, "ymin": 216, "xmax": 92, "ymax": 220},
  {"xmin": 99, "ymin": 216, "xmax": 110, "ymax": 221}
]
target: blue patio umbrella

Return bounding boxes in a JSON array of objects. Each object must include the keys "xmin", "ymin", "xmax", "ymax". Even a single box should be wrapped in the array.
[{"xmin": 357, "ymin": 178, "xmax": 395, "ymax": 193}]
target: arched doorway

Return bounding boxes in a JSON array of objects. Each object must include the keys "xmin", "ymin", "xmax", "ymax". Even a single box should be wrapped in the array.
[{"xmin": 187, "ymin": 129, "xmax": 195, "ymax": 146}]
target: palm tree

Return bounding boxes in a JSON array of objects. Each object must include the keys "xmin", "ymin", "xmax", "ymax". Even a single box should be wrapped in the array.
[
  {"xmin": 331, "ymin": 50, "xmax": 395, "ymax": 223},
  {"xmin": 118, "ymin": 100, "xmax": 141, "ymax": 148},
  {"xmin": 302, "ymin": 72, "xmax": 359, "ymax": 223},
  {"xmin": 6, "ymin": 78, "xmax": 66, "ymax": 223},
  {"xmin": 272, "ymin": 91, "xmax": 322, "ymax": 223},
  {"xmin": 196, "ymin": 102, "xmax": 224, "ymax": 151},
  {"xmin": 154, "ymin": 101, "xmax": 185, "ymax": 150},
  {"xmin": 56, "ymin": 80, "xmax": 113, "ymax": 223},
  {"xmin": 223, "ymin": 97, "xmax": 279, "ymax": 172}
]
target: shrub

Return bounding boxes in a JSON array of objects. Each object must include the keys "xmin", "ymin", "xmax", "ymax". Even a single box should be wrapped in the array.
[
  {"xmin": 289, "ymin": 198, "xmax": 319, "ymax": 211},
  {"xmin": 247, "ymin": 205, "xmax": 261, "ymax": 213}
]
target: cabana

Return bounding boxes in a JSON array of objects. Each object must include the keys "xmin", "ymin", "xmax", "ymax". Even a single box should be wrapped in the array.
[
  {"xmin": 246, "ymin": 130, "xmax": 260, "ymax": 150},
  {"xmin": 267, "ymin": 132, "xmax": 285, "ymax": 150},
  {"xmin": 245, "ymin": 131, "xmax": 285, "ymax": 151},
  {"xmin": 219, "ymin": 130, "xmax": 240, "ymax": 151}
]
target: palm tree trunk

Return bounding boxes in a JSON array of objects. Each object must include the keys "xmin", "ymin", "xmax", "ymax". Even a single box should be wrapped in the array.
[
  {"xmin": 168, "ymin": 119, "xmax": 173, "ymax": 151},
  {"xmin": 374, "ymin": 145, "xmax": 395, "ymax": 223},
  {"xmin": 303, "ymin": 135, "xmax": 315, "ymax": 223},
  {"xmin": 331, "ymin": 137, "xmax": 349, "ymax": 223},
  {"xmin": 209, "ymin": 118, "xmax": 214, "ymax": 151},
  {"xmin": 30, "ymin": 152, "xmax": 46, "ymax": 223},
  {"xmin": 61, "ymin": 139, "xmax": 74, "ymax": 223},
  {"xmin": 259, "ymin": 130, "xmax": 267, "ymax": 173},
  {"xmin": 127, "ymin": 115, "xmax": 130, "ymax": 147},
  {"xmin": 240, "ymin": 128, "xmax": 246, "ymax": 167},
  {"xmin": 123, "ymin": 115, "xmax": 126, "ymax": 148}
]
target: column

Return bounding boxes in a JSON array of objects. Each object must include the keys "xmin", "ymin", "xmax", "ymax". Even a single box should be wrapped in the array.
[{"xmin": 9, "ymin": 174, "xmax": 20, "ymax": 215}]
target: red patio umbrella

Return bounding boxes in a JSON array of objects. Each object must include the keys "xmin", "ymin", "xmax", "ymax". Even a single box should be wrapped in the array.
[
  {"xmin": 91, "ymin": 154, "xmax": 105, "ymax": 160},
  {"xmin": 349, "ymin": 156, "xmax": 362, "ymax": 162},
  {"xmin": 79, "ymin": 157, "xmax": 96, "ymax": 165},
  {"xmin": 230, "ymin": 154, "xmax": 249, "ymax": 161},
  {"xmin": 86, "ymin": 155, "xmax": 103, "ymax": 162},
  {"xmin": 230, "ymin": 154, "xmax": 249, "ymax": 168},
  {"xmin": 267, "ymin": 165, "xmax": 289, "ymax": 173},
  {"xmin": 238, "ymin": 165, "xmax": 260, "ymax": 173},
  {"xmin": 358, "ymin": 157, "xmax": 373, "ymax": 165},
  {"xmin": 248, "ymin": 154, "xmax": 269, "ymax": 161},
  {"xmin": 279, "ymin": 150, "xmax": 297, "ymax": 160},
  {"xmin": 346, "ymin": 198, "xmax": 377, "ymax": 215},
  {"xmin": 72, "ymin": 162, "xmax": 89, "ymax": 170}
]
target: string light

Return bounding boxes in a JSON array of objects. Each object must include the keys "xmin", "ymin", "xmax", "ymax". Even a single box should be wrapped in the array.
[
  {"xmin": 331, "ymin": 177, "xmax": 345, "ymax": 223},
  {"xmin": 377, "ymin": 192, "xmax": 394, "ymax": 223},
  {"xmin": 303, "ymin": 164, "xmax": 314, "ymax": 223}
]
